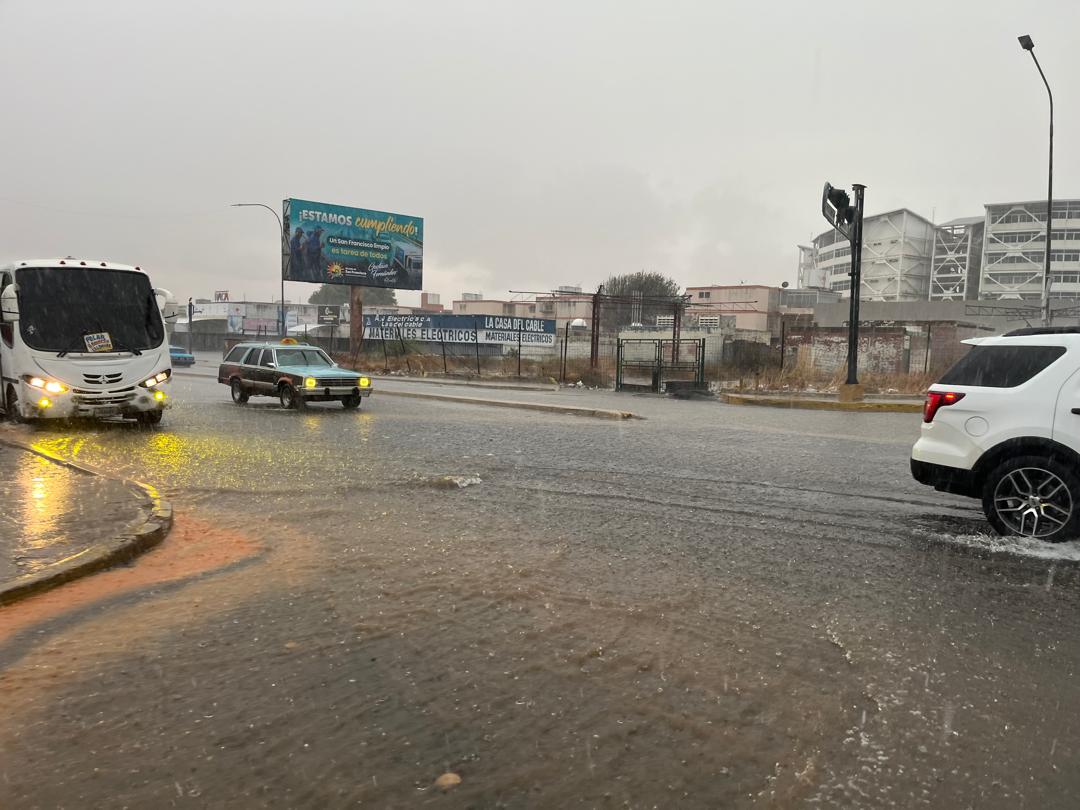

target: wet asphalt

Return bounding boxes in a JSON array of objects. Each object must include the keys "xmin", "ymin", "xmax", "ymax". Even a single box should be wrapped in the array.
[{"xmin": 1, "ymin": 369, "xmax": 1079, "ymax": 808}]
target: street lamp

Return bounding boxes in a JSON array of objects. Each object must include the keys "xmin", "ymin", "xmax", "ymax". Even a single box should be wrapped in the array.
[
  {"xmin": 231, "ymin": 203, "xmax": 287, "ymax": 336},
  {"xmin": 1018, "ymin": 35, "xmax": 1054, "ymax": 326}
]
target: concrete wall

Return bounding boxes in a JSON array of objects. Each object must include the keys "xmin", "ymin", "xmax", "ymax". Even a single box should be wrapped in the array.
[{"xmin": 811, "ymin": 299, "xmax": 1080, "ymax": 334}]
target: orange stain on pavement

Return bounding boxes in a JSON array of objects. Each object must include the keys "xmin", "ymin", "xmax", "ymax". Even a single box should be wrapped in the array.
[{"xmin": 0, "ymin": 514, "xmax": 261, "ymax": 644}]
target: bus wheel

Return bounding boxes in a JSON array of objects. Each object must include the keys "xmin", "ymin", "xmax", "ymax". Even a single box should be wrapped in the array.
[
  {"xmin": 6, "ymin": 385, "xmax": 22, "ymax": 423},
  {"xmin": 137, "ymin": 410, "xmax": 163, "ymax": 427}
]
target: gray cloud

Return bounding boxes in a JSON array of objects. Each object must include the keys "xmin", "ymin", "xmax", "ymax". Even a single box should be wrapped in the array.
[{"xmin": 1, "ymin": 0, "xmax": 1076, "ymax": 307}]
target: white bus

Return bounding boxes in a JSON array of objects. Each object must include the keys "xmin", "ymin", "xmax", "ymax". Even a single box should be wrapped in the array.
[{"xmin": 0, "ymin": 258, "xmax": 178, "ymax": 425}]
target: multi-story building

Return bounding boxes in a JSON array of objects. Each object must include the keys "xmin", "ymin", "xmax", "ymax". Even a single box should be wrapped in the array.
[
  {"xmin": 979, "ymin": 199, "xmax": 1080, "ymax": 300},
  {"xmin": 451, "ymin": 297, "xmax": 537, "ymax": 319},
  {"xmin": 797, "ymin": 245, "xmax": 823, "ymax": 289},
  {"xmin": 685, "ymin": 285, "xmax": 781, "ymax": 333},
  {"xmin": 812, "ymin": 209, "xmax": 936, "ymax": 301},
  {"xmin": 929, "ymin": 216, "xmax": 984, "ymax": 301}
]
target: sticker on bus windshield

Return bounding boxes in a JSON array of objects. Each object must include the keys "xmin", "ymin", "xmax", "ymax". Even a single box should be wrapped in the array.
[{"xmin": 83, "ymin": 332, "xmax": 114, "ymax": 353}]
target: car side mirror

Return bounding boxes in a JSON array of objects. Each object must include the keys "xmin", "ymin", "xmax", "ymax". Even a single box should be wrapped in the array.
[{"xmin": 1, "ymin": 285, "xmax": 19, "ymax": 323}]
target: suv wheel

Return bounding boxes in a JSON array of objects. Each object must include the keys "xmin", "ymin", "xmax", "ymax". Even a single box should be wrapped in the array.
[{"xmin": 982, "ymin": 455, "xmax": 1080, "ymax": 542}]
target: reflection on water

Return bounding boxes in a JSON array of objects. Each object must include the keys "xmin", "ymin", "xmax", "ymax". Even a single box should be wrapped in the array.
[
  {"xmin": 19, "ymin": 453, "xmax": 70, "ymax": 551},
  {"xmin": 0, "ymin": 448, "xmax": 140, "ymax": 581}
]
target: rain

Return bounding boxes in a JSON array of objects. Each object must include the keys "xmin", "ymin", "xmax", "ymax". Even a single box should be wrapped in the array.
[{"xmin": 2, "ymin": 1, "xmax": 1080, "ymax": 807}]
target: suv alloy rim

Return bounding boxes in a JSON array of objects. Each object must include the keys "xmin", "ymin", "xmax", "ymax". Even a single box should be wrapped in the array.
[{"xmin": 993, "ymin": 467, "xmax": 1073, "ymax": 538}]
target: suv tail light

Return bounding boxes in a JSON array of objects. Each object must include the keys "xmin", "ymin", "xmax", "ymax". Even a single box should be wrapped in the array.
[{"xmin": 923, "ymin": 391, "xmax": 965, "ymax": 423}]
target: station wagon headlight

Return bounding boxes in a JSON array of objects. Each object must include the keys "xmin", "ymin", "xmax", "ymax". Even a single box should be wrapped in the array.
[
  {"xmin": 304, "ymin": 376, "xmax": 317, "ymax": 389},
  {"xmin": 139, "ymin": 370, "xmax": 172, "ymax": 388},
  {"xmin": 23, "ymin": 375, "xmax": 67, "ymax": 394},
  {"xmin": 358, "ymin": 377, "xmax": 370, "ymax": 388}
]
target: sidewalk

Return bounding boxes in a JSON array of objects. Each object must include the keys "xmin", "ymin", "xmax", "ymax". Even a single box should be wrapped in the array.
[
  {"xmin": 0, "ymin": 436, "xmax": 172, "ymax": 604},
  {"xmin": 721, "ymin": 391, "xmax": 923, "ymax": 413}
]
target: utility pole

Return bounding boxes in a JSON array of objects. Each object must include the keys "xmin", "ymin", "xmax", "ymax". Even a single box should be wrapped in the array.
[{"xmin": 590, "ymin": 284, "xmax": 603, "ymax": 368}]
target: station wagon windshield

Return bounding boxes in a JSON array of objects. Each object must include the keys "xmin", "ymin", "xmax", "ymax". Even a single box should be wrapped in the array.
[
  {"xmin": 16, "ymin": 267, "xmax": 164, "ymax": 353},
  {"xmin": 276, "ymin": 348, "xmax": 332, "ymax": 366}
]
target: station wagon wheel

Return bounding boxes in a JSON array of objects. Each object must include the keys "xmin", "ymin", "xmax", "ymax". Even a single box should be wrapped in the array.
[
  {"xmin": 982, "ymin": 456, "xmax": 1080, "ymax": 542},
  {"xmin": 279, "ymin": 384, "xmax": 304, "ymax": 410},
  {"xmin": 230, "ymin": 379, "xmax": 249, "ymax": 405}
]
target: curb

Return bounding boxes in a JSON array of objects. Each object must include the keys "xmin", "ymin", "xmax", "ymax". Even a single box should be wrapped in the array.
[
  {"xmin": 378, "ymin": 389, "xmax": 640, "ymax": 420},
  {"xmin": 0, "ymin": 436, "xmax": 173, "ymax": 606},
  {"xmin": 721, "ymin": 393, "xmax": 922, "ymax": 413},
  {"xmin": 369, "ymin": 375, "xmax": 559, "ymax": 393}
]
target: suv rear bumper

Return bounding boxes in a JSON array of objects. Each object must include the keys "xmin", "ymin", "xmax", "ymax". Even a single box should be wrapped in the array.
[{"xmin": 910, "ymin": 458, "xmax": 979, "ymax": 498}]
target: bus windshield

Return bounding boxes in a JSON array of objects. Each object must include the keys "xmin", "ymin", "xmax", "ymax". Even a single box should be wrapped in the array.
[{"xmin": 15, "ymin": 267, "xmax": 164, "ymax": 354}]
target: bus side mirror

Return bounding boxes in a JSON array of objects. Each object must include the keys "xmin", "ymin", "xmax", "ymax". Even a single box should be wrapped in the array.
[
  {"xmin": 1, "ymin": 285, "xmax": 18, "ymax": 323},
  {"xmin": 154, "ymin": 287, "xmax": 179, "ymax": 322}
]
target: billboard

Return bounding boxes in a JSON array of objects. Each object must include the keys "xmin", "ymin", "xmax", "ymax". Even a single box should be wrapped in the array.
[
  {"xmin": 317, "ymin": 305, "xmax": 341, "ymax": 325},
  {"xmin": 364, "ymin": 314, "xmax": 556, "ymax": 347},
  {"xmin": 283, "ymin": 198, "xmax": 423, "ymax": 290}
]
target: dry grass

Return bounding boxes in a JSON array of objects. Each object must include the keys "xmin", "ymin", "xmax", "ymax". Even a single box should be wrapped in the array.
[
  {"xmin": 332, "ymin": 349, "xmax": 616, "ymax": 386},
  {"xmin": 722, "ymin": 365, "xmax": 935, "ymax": 395}
]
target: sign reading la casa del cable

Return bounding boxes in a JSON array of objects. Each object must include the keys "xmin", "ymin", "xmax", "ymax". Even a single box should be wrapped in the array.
[{"xmin": 363, "ymin": 314, "xmax": 556, "ymax": 347}]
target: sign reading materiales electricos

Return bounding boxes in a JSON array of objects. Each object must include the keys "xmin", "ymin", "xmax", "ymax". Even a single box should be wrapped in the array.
[
  {"xmin": 364, "ymin": 314, "xmax": 556, "ymax": 347},
  {"xmin": 282, "ymin": 198, "xmax": 423, "ymax": 290}
]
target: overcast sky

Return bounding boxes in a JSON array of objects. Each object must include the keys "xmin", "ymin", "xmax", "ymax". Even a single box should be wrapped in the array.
[{"xmin": 2, "ymin": 0, "xmax": 1077, "ymax": 308}]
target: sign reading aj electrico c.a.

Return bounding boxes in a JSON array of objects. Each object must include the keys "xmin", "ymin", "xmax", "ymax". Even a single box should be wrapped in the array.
[
  {"xmin": 364, "ymin": 314, "xmax": 557, "ymax": 347},
  {"xmin": 282, "ymin": 198, "xmax": 423, "ymax": 290}
]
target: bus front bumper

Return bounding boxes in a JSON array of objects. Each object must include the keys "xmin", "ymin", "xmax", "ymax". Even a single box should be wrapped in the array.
[{"xmin": 23, "ymin": 382, "xmax": 170, "ymax": 419}]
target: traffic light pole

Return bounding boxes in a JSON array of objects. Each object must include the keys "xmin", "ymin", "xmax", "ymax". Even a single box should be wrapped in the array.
[{"xmin": 845, "ymin": 184, "xmax": 866, "ymax": 385}]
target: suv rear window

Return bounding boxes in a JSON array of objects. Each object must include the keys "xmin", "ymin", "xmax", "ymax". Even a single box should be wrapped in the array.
[
  {"xmin": 938, "ymin": 345, "xmax": 1067, "ymax": 388},
  {"xmin": 224, "ymin": 345, "xmax": 248, "ymax": 362}
]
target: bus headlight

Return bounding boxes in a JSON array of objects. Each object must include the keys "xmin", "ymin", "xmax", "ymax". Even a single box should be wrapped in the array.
[
  {"xmin": 139, "ymin": 370, "xmax": 171, "ymax": 388},
  {"xmin": 23, "ymin": 375, "xmax": 67, "ymax": 394}
]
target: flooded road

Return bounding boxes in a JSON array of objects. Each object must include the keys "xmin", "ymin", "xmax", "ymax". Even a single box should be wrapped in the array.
[{"xmin": 2, "ymin": 372, "xmax": 1079, "ymax": 808}]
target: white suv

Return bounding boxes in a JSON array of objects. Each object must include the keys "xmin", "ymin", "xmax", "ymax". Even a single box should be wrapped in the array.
[{"xmin": 911, "ymin": 328, "xmax": 1080, "ymax": 542}]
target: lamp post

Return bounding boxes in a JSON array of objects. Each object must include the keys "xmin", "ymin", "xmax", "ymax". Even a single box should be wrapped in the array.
[
  {"xmin": 232, "ymin": 203, "xmax": 287, "ymax": 336},
  {"xmin": 1018, "ymin": 35, "xmax": 1054, "ymax": 327}
]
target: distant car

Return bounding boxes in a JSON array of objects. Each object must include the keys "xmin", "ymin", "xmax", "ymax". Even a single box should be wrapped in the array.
[
  {"xmin": 912, "ymin": 327, "xmax": 1080, "ymax": 542},
  {"xmin": 217, "ymin": 339, "xmax": 373, "ymax": 410},
  {"xmin": 169, "ymin": 345, "xmax": 195, "ymax": 367}
]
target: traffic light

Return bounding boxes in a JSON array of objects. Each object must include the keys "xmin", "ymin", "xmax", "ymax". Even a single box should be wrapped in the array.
[{"xmin": 824, "ymin": 183, "xmax": 855, "ymax": 228}]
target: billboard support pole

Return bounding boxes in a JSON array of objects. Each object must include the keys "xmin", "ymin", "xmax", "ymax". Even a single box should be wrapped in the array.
[
  {"xmin": 517, "ymin": 321, "xmax": 522, "ymax": 377},
  {"xmin": 349, "ymin": 285, "xmax": 364, "ymax": 359}
]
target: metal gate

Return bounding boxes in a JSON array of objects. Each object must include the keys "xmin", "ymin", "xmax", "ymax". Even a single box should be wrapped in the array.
[{"xmin": 616, "ymin": 338, "xmax": 706, "ymax": 393}]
